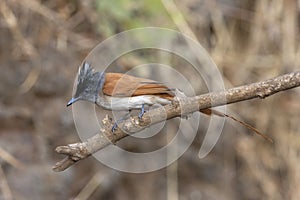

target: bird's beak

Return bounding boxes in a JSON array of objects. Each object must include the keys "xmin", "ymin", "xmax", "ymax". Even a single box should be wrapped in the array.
[{"xmin": 67, "ymin": 97, "xmax": 80, "ymax": 107}]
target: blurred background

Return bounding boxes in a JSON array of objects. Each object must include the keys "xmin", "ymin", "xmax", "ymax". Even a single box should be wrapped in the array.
[{"xmin": 0, "ymin": 0, "xmax": 300, "ymax": 199}]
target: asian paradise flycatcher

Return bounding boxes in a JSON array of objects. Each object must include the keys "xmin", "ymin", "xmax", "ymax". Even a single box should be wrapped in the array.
[{"xmin": 67, "ymin": 62, "xmax": 272, "ymax": 142}]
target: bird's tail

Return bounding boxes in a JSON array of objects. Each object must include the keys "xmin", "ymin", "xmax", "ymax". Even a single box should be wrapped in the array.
[{"xmin": 200, "ymin": 108, "xmax": 273, "ymax": 143}]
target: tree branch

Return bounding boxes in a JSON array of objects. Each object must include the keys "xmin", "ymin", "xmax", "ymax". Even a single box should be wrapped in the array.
[{"xmin": 53, "ymin": 71, "xmax": 300, "ymax": 172}]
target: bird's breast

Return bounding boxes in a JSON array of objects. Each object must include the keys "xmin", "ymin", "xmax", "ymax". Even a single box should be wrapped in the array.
[{"xmin": 96, "ymin": 95, "xmax": 172, "ymax": 111}]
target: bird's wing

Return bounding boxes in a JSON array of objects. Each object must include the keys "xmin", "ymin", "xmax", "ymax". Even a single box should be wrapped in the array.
[{"xmin": 103, "ymin": 73, "xmax": 174, "ymax": 99}]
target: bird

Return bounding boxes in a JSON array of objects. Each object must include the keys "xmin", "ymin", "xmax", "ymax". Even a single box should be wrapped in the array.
[
  {"xmin": 67, "ymin": 62, "xmax": 272, "ymax": 142},
  {"xmin": 67, "ymin": 62, "xmax": 175, "ymax": 114}
]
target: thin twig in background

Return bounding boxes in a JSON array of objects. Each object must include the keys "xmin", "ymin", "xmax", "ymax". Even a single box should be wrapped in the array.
[
  {"xmin": 0, "ymin": 0, "xmax": 40, "ymax": 94},
  {"xmin": 161, "ymin": 0, "xmax": 233, "ymax": 87},
  {"xmin": 0, "ymin": 147, "xmax": 25, "ymax": 170},
  {"xmin": 53, "ymin": 71, "xmax": 300, "ymax": 172},
  {"xmin": 0, "ymin": 166, "xmax": 13, "ymax": 200},
  {"xmin": 0, "ymin": 0, "xmax": 38, "ymax": 58},
  {"xmin": 1, "ymin": 0, "xmax": 97, "ymax": 94},
  {"xmin": 16, "ymin": 0, "xmax": 97, "ymax": 49},
  {"xmin": 74, "ymin": 172, "xmax": 104, "ymax": 200}
]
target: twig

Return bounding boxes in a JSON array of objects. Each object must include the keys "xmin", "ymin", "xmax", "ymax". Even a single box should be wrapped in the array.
[
  {"xmin": 0, "ymin": 147, "xmax": 25, "ymax": 170},
  {"xmin": 73, "ymin": 172, "xmax": 105, "ymax": 200},
  {"xmin": 53, "ymin": 71, "xmax": 300, "ymax": 172},
  {"xmin": 0, "ymin": 0, "xmax": 38, "ymax": 58},
  {"xmin": 16, "ymin": 0, "xmax": 97, "ymax": 49},
  {"xmin": 0, "ymin": 0, "xmax": 41, "ymax": 94},
  {"xmin": 0, "ymin": 166, "xmax": 13, "ymax": 200}
]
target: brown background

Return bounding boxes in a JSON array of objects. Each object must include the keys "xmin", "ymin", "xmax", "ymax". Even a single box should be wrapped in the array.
[{"xmin": 0, "ymin": 0, "xmax": 299, "ymax": 199}]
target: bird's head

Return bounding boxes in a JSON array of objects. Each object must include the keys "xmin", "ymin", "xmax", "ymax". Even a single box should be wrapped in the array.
[{"xmin": 67, "ymin": 62, "xmax": 105, "ymax": 106}]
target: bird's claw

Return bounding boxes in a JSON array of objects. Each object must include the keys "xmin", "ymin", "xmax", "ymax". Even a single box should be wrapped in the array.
[
  {"xmin": 111, "ymin": 122, "xmax": 118, "ymax": 133},
  {"xmin": 138, "ymin": 104, "xmax": 145, "ymax": 120},
  {"xmin": 111, "ymin": 113, "xmax": 130, "ymax": 133}
]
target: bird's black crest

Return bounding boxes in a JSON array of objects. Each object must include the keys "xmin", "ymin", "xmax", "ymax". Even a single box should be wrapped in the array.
[{"xmin": 73, "ymin": 62, "xmax": 104, "ymax": 100}]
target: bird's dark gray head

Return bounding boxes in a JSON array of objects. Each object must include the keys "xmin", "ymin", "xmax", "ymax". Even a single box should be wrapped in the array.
[{"xmin": 67, "ymin": 62, "xmax": 105, "ymax": 106}]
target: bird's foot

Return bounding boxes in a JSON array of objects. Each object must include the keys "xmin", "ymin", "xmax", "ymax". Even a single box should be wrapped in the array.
[
  {"xmin": 111, "ymin": 113, "xmax": 130, "ymax": 133},
  {"xmin": 111, "ymin": 122, "xmax": 119, "ymax": 133},
  {"xmin": 138, "ymin": 104, "xmax": 145, "ymax": 120}
]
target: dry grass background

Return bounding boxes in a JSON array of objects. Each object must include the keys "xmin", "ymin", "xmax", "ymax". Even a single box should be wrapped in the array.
[{"xmin": 0, "ymin": 0, "xmax": 299, "ymax": 199}]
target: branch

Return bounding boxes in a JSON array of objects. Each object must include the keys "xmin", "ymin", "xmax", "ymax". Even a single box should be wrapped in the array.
[{"xmin": 53, "ymin": 71, "xmax": 300, "ymax": 172}]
